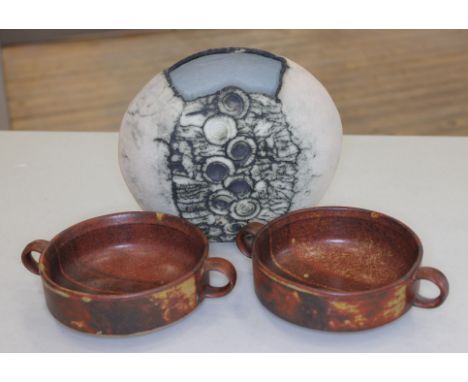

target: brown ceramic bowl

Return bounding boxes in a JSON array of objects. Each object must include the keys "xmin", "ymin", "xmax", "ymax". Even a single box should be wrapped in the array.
[
  {"xmin": 22, "ymin": 212, "xmax": 236, "ymax": 335},
  {"xmin": 236, "ymin": 206, "xmax": 449, "ymax": 331}
]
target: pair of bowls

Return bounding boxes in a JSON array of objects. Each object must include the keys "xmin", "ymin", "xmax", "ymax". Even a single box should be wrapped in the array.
[{"xmin": 22, "ymin": 207, "xmax": 448, "ymax": 335}]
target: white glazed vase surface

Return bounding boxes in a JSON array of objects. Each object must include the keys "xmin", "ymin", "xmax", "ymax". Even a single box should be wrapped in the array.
[{"xmin": 119, "ymin": 48, "xmax": 342, "ymax": 241}]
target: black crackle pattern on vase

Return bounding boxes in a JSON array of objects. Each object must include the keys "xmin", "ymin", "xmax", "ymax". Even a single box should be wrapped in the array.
[{"xmin": 168, "ymin": 87, "xmax": 301, "ymax": 241}]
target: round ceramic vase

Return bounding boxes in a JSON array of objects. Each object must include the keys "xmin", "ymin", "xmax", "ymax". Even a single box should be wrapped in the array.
[{"xmin": 119, "ymin": 48, "xmax": 342, "ymax": 242}]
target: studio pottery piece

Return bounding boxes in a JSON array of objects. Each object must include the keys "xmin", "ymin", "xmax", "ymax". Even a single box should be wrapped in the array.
[
  {"xmin": 119, "ymin": 48, "xmax": 342, "ymax": 241},
  {"xmin": 236, "ymin": 206, "xmax": 449, "ymax": 331},
  {"xmin": 21, "ymin": 212, "xmax": 236, "ymax": 335}
]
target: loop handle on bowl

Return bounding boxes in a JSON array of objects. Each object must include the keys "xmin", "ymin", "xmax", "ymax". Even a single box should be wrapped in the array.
[
  {"xmin": 235, "ymin": 222, "xmax": 264, "ymax": 258},
  {"xmin": 412, "ymin": 267, "xmax": 449, "ymax": 309},
  {"xmin": 21, "ymin": 240, "xmax": 49, "ymax": 275},
  {"xmin": 203, "ymin": 257, "xmax": 237, "ymax": 298}
]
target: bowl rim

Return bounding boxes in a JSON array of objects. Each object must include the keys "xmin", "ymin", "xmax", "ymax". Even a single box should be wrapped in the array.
[
  {"xmin": 38, "ymin": 211, "xmax": 209, "ymax": 301},
  {"xmin": 251, "ymin": 206, "xmax": 424, "ymax": 297}
]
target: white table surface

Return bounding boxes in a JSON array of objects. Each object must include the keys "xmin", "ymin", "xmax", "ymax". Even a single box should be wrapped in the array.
[{"xmin": 1, "ymin": 131, "xmax": 467, "ymax": 352}]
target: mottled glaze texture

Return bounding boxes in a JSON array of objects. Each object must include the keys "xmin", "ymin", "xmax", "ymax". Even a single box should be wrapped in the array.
[
  {"xmin": 236, "ymin": 207, "xmax": 449, "ymax": 331},
  {"xmin": 22, "ymin": 212, "xmax": 236, "ymax": 335}
]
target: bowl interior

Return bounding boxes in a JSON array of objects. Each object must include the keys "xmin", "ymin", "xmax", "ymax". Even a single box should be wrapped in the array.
[
  {"xmin": 44, "ymin": 215, "xmax": 206, "ymax": 295},
  {"xmin": 255, "ymin": 209, "xmax": 420, "ymax": 292}
]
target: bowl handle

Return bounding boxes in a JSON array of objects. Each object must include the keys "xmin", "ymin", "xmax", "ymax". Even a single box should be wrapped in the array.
[
  {"xmin": 412, "ymin": 266, "xmax": 449, "ymax": 308},
  {"xmin": 235, "ymin": 222, "xmax": 264, "ymax": 258},
  {"xmin": 203, "ymin": 257, "xmax": 237, "ymax": 298},
  {"xmin": 21, "ymin": 240, "xmax": 49, "ymax": 275}
]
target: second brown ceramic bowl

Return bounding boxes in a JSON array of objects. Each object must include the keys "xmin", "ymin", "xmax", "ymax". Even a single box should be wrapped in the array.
[
  {"xmin": 22, "ymin": 212, "xmax": 236, "ymax": 335},
  {"xmin": 236, "ymin": 206, "xmax": 449, "ymax": 331}
]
